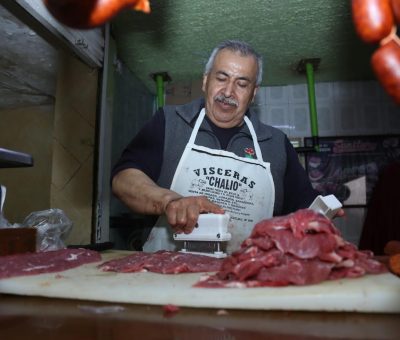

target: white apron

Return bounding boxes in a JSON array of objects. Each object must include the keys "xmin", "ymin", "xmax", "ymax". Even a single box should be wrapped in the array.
[{"xmin": 143, "ymin": 108, "xmax": 275, "ymax": 254}]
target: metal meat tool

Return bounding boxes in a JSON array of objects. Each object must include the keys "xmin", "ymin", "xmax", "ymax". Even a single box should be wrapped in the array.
[
  {"xmin": 173, "ymin": 213, "xmax": 231, "ymax": 258},
  {"xmin": 309, "ymin": 194, "xmax": 342, "ymax": 219}
]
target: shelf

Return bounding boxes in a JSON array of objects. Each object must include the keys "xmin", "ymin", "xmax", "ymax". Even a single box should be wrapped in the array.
[{"xmin": 0, "ymin": 147, "xmax": 33, "ymax": 168}]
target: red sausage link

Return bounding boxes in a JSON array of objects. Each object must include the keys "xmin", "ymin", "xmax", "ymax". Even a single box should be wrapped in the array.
[
  {"xmin": 44, "ymin": 0, "xmax": 150, "ymax": 29},
  {"xmin": 384, "ymin": 240, "xmax": 400, "ymax": 255},
  {"xmin": 391, "ymin": 0, "xmax": 400, "ymax": 23},
  {"xmin": 352, "ymin": 0, "xmax": 394, "ymax": 43},
  {"xmin": 371, "ymin": 40, "xmax": 400, "ymax": 104}
]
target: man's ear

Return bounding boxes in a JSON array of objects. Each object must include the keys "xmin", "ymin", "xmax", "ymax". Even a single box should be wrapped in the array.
[
  {"xmin": 202, "ymin": 74, "xmax": 208, "ymax": 92},
  {"xmin": 251, "ymin": 86, "xmax": 259, "ymax": 103}
]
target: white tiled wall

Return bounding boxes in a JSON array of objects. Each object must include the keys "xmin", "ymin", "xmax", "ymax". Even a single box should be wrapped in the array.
[
  {"xmin": 252, "ymin": 80, "xmax": 400, "ymax": 245},
  {"xmin": 252, "ymin": 80, "xmax": 400, "ymax": 139}
]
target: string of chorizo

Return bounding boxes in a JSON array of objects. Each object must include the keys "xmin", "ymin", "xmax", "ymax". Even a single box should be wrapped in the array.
[
  {"xmin": 352, "ymin": 0, "xmax": 400, "ymax": 104},
  {"xmin": 43, "ymin": 0, "xmax": 150, "ymax": 29}
]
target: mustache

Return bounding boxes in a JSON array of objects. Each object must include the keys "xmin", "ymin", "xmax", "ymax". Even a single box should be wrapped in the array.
[{"xmin": 214, "ymin": 94, "xmax": 239, "ymax": 107}]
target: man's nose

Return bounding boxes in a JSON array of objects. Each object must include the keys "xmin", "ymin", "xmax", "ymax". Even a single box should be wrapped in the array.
[{"xmin": 223, "ymin": 81, "xmax": 234, "ymax": 97}]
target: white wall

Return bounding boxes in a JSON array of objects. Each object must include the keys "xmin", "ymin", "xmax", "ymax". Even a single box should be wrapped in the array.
[{"xmin": 252, "ymin": 81, "xmax": 400, "ymax": 139}]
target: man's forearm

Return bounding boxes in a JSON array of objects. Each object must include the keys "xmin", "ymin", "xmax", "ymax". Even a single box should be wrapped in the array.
[{"xmin": 111, "ymin": 168, "xmax": 181, "ymax": 215}]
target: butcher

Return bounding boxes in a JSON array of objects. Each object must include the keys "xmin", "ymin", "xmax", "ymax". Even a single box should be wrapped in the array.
[{"xmin": 111, "ymin": 40, "xmax": 343, "ymax": 253}]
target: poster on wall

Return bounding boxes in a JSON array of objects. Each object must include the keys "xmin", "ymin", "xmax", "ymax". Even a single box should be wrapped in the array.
[{"xmin": 304, "ymin": 135, "xmax": 400, "ymax": 206}]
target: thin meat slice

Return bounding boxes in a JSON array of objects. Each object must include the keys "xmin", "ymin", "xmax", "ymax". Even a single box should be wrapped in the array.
[
  {"xmin": 266, "ymin": 228, "xmax": 339, "ymax": 261},
  {"xmin": 242, "ymin": 236, "xmax": 274, "ymax": 251},
  {"xmin": 195, "ymin": 209, "xmax": 387, "ymax": 288},
  {"xmin": 0, "ymin": 248, "xmax": 102, "ymax": 279},
  {"xmin": 288, "ymin": 209, "xmax": 340, "ymax": 237},
  {"xmin": 99, "ymin": 250, "xmax": 223, "ymax": 274},
  {"xmin": 254, "ymin": 256, "xmax": 335, "ymax": 286},
  {"xmin": 218, "ymin": 248, "xmax": 283, "ymax": 282},
  {"xmin": 251, "ymin": 209, "xmax": 340, "ymax": 239}
]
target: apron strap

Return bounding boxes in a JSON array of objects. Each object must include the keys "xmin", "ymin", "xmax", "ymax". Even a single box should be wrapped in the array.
[
  {"xmin": 244, "ymin": 116, "xmax": 263, "ymax": 162},
  {"xmin": 188, "ymin": 108, "xmax": 206, "ymax": 145}
]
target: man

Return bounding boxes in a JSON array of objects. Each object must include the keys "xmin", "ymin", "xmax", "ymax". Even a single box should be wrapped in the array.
[{"xmin": 112, "ymin": 40, "xmax": 320, "ymax": 253}]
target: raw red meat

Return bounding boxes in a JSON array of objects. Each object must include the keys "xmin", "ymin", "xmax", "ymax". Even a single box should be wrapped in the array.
[
  {"xmin": 0, "ymin": 248, "xmax": 102, "ymax": 279},
  {"xmin": 195, "ymin": 209, "xmax": 387, "ymax": 288},
  {"xmin": 99, "ymin": 250, "xmax": 223, "ymax": 274},
  {"xmin": 163, "ymin": 304, "xmax": 180, "ymax": 318}
]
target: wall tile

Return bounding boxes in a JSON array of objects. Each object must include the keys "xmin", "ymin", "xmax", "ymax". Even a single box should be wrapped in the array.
[
  {"xmin": 51, "ymin": 140, "xmax": 80, "ymax": 190},
  {"xmin": 53, "ymin": 104, "xmax": 95, "ymax": 164},
  {"xmin": 359, "ymin": 81, "xmax": 384, "ymax": 103},
  {"xmin": 333, "ymin": 81, "xmax": 360, "ymax": 102},
  {"xmin": 266, "ymin": 86, "xmax": 289, "ymax": 104},
  {"xmin": 335, "ymin": 102, "xmax": 360, "ymax": 136},
  {"xmin": 288, "ymin": 103, "xmax": 310, "ymax": 137},
  {"xmin": 251, "ymin": 104, "xmax": 266, "ymax": 123},
  {"xmin": 315, "ymin": 82, "xmax": 334, "ymax": 101},
  {"xmin": 288, "ymin": 84, "xmax": 308, "ymax": 104},
  {"xmin": 57, "ymin": 53, "xmax": 98, "ymax": 126},
  {"xmin": 358, "ymin": 103, "xmax": 383, "ymax": 135},
  {"xmin": 253, "ymin": 86, "xmax": 267, "ymax": 106},
  {"xmin": 266, "ymin": 104, "xmax": 291, "ymax": 135},
  {"xmin": 316, "ymin": 102, "xmax": 336, "ymax": 137}
]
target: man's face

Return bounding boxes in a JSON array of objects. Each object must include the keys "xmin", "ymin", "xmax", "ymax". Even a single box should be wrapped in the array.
[{"xmin": 202, "ymin": 49, "xmax": 259, "ymax": 128}]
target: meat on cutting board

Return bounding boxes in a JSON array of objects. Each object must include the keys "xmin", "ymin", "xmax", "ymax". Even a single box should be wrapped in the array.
[
  {"xmin": 195, "ymin": 209, "xmax": 387, "ymax": 288},
  {"xmin": 99, "ymin": 250, "xmax": 223, "ymax": 274},
  {"xmin": 0, "ymin": 248, "xmax": 102, "ymax": 279}
]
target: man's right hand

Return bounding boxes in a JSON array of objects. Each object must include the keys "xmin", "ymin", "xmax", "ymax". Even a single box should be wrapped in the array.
[
  {"xmin": 112, "ymin": 169, "xmax": 224, "ymax": 235},
  {"xmin": 164, "ymin": 196, "xmax": 225, "ymax": 235}
]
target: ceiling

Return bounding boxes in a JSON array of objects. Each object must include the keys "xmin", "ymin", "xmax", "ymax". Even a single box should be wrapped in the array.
[
  {"xmin": 0, "ymin": 5, "xmax": 57, "ymax": 110},
  {"xmin": 0, "ymin": 0, "xmax": 377, "ymax": 109},
  {"xmin": 112, "ymin": 0, "xmax": 376, "ymax": 92}
]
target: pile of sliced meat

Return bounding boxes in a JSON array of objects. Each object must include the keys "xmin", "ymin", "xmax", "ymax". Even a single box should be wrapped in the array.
[
  {"xmin": 0, "ymin": 248, "xmax": 102, "ymax": 279},
  {"xmin": 99, "ymin": 250, "xmax": 222, "ymax": 274},
  {"xmin": 195, "ymin": 209, "xmax": 387, "ymax": 288}
]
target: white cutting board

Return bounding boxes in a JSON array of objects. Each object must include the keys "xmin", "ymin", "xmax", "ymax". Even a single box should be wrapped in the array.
[{"xmin": 0, "ymin": 250, "xmax": 399, "ymax": 313}]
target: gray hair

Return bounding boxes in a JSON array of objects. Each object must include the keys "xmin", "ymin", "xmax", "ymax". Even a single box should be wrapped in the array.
[{"xmin": 204, "ymin": 40, "xmax": 263, "ymax": 86}]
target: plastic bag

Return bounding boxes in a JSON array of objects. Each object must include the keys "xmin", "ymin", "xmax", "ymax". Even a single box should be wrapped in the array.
[
  {"xmin": 22, "ymin": 208, "xmax": 73, "ymax": 251},
  {"xmin": 0, "ymin": 208, "xmax": 11, "ymax": 227},
  {"xmin": 0, "ymin": 185, "xmax": 11, "ymax": 228}
]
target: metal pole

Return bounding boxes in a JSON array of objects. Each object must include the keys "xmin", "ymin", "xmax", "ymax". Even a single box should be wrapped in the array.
[
  {"xmin": 155, "ymin": 74, "xmax": 164, "ymax": 108},
  {"xmin": 93, "ymin": 23, "xmax": 112, "ymax": 243},
  {"xmin": 152, "ymin": 72, "xmax": 171, "ymax": 109},
  {"xmin": 305, "ymin": 62, "xmax": 319, "ymax": 149}
]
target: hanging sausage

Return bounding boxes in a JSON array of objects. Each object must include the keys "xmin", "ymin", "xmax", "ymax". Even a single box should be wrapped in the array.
[
  {"xmin": 43, "ymin": 0, "xmax": 150, "ymax": 29},
  {"xmin": 352, "ymin": 0, "xmax": 400, "ymax": 104}
]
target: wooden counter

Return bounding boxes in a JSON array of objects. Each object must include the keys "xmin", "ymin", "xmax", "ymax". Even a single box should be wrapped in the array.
[{"xmin": 1, "ymin": 294, "xmax": 400, "ymax": 339}]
